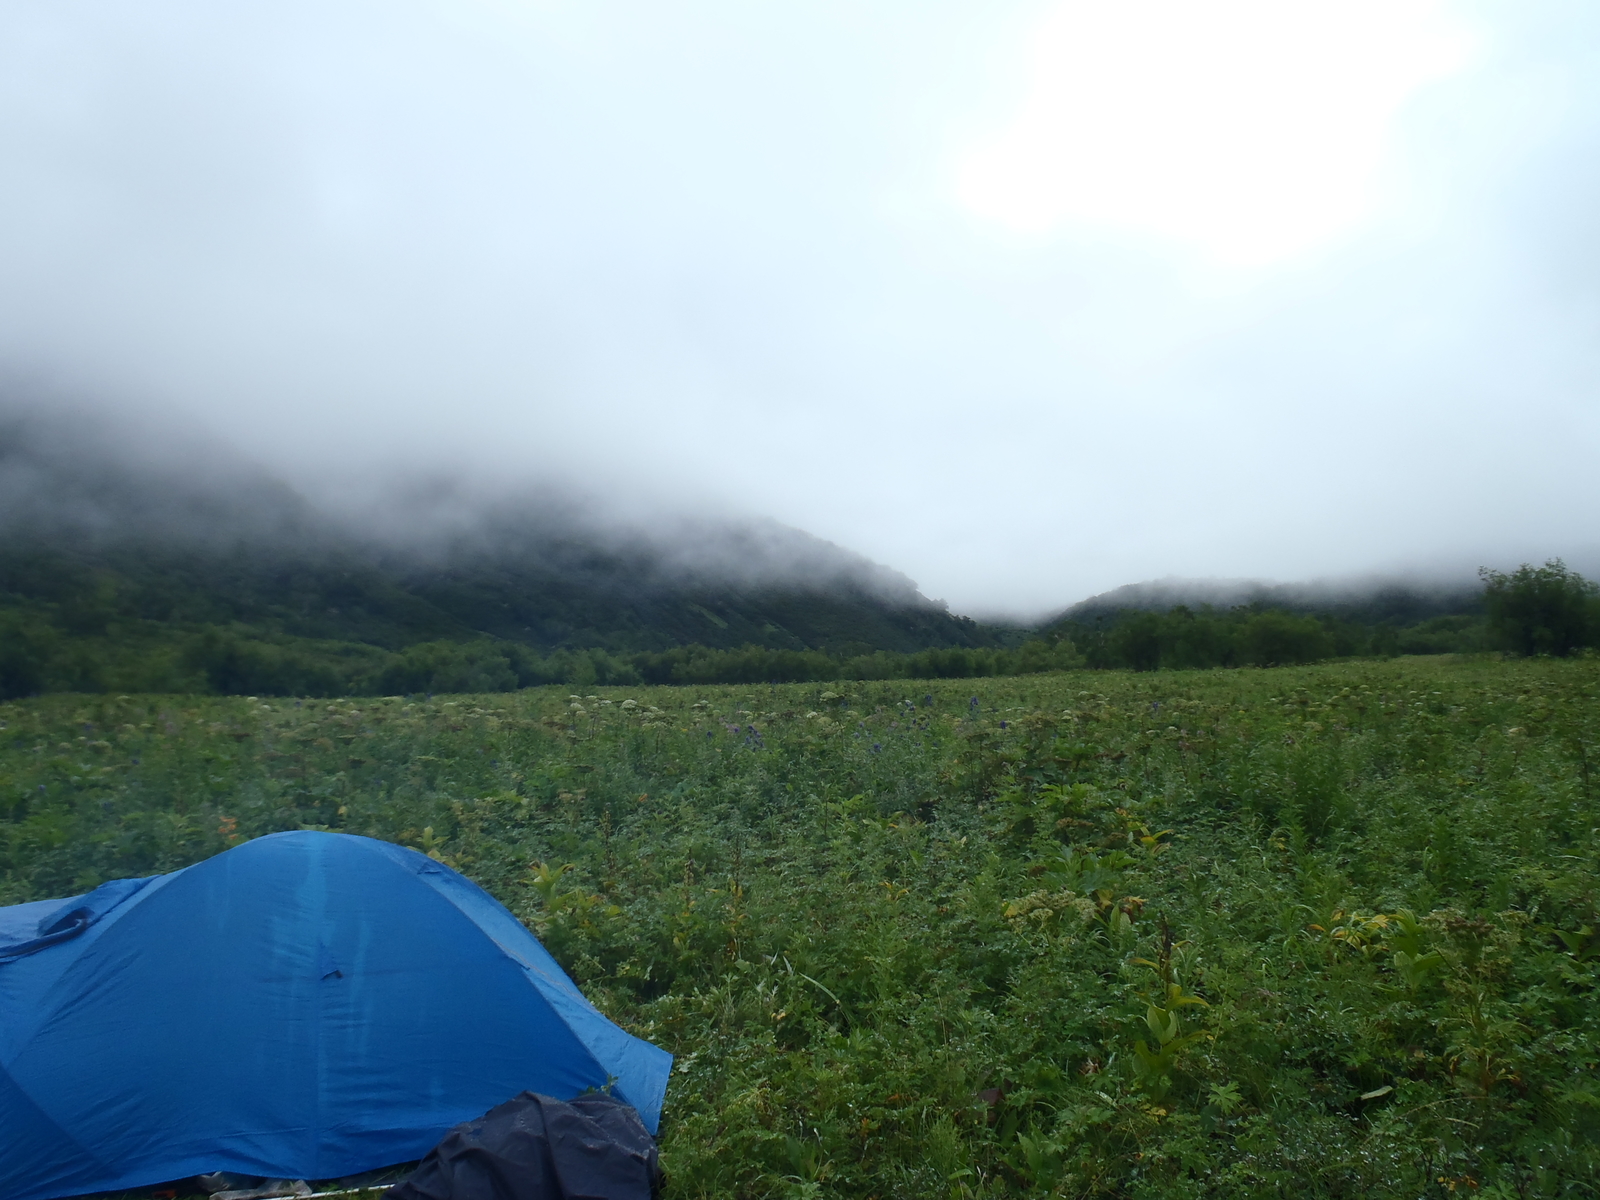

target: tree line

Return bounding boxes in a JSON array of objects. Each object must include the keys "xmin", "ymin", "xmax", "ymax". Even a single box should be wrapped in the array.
[{"xmin": 2, "ymin": 560, "xmax": 1594, "ymax": 698}]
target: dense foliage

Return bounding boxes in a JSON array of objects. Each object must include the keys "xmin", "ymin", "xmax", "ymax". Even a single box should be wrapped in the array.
[
  {"xmin": 1048, "ymin": 605, "xmax": 1488, "ymax": 671},
  {"xmin": 9, "ymin": 558, "xmax": 1582, "ymax": 700},
  {"xmin": 1481, "ymin": 560, "xmax": 1600, "ymax": 659},
  {"xmin": 0, "ymin": 599, "xmax": 1488, "ymax": 701},
  {"xmin": 13, "ymin": 515, "xmax": 1594, "ymax": 701},
  {"xmin": 0, "ymin": 612, "xmax": 1080, "ymax": 700},
  {"xmin": 0, "ymin": 527, "xmax": 998, "ymax": 698},
  {"xmin": 5, "ymin": 656, "xmax": 1600, "ymax": 1197}
]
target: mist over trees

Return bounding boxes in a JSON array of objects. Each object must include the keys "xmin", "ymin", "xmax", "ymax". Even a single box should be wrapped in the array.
[
  {"xmin": 0, "ymin": 405, "xmax": 1005, "ymax": 697},
  {"xmin": 3, "ymin": 404, "xmax": 1595, "ymax": 699},
  {"xmin": 4, "ymin": 556, "xmax": 1594, "ymax": 699}
]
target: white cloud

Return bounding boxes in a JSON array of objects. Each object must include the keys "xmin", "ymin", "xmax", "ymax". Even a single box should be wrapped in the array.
[
  {"xmin": 955, "ymin": 0, "xmax": 1476, "ymax": 265},
  {"xmin": 0, "ymin": 0, "xmax": 1596, "ymax": 615}
]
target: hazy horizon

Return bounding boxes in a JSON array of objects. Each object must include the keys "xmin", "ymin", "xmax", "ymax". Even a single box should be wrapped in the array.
[
  {"xmin": 5, "ymin": 393, "xmax": 1547, "ymax": 629},
  {"xmin": 3, "ymin": 2, "xmax": 1597, "ymax": 615}
]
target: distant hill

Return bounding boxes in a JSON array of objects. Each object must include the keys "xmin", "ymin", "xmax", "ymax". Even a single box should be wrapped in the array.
[
  {"xmin": 1033, "ymin": 573, "xmax": 1495, "ymax": 672},
  {"xmin": 0, "ymin": 403, "xmax": 998, "ymax": 696},
  {"xmin": 1051, "ymin": 575, "xmax": 1483, "ymax": 628},
  {"xmin": 0, "ymin": 407, "xmax": 994, "ymax": 658},
  {"xmin": 4, "ymin": 403, "xmax": 1554, "ymax": 698}
]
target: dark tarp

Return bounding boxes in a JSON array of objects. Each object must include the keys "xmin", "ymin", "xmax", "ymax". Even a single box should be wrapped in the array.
[{"xmin": 387, "ymin": 1092, "xmax": 661, "ymax": 1200}]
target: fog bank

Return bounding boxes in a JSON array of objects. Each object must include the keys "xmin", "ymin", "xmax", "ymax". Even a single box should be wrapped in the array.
[{"xmin": 2, "ymin": 2, "xmax": 1598, "ymax": 614}]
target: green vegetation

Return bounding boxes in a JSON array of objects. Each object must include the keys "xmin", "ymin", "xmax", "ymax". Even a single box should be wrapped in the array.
[
  {"xmin": 8, "ymin": 553, "xmax": 1596, "ymax": 698},
  {"xmin": 1052, "ymin": 559, "xmax": 1600, "ymax": 673},
  {"xmin": 3, "ymin": 548, "xmax": 1588, "ymax": 706},
  {"xmin": 1055, "ymin": 606, "xmax": 1380, "ymax": 671},
  {"xmin": 6, "ymin": 654, "xmax": 1600, "ymax": 1196},
  {"xmin": 0, "ymin": 530, "xmax": 1018, "ymax": 698},
  {"xmin": 1481, "ymin": 560, "xmax": 1600, "ymax": 660}
]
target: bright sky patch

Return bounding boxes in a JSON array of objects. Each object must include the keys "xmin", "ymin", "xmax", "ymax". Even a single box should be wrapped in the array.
[{"xmin": 957, "ymin": 0, "xmax": 1475, "ymax": 265}]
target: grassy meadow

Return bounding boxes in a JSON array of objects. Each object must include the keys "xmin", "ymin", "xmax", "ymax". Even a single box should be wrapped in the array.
[{"xmin": 4, "ymin": 655, "xmax": 1600, "ymax": 1197}]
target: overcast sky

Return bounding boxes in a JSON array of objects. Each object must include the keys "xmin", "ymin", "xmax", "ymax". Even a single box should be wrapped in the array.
[{"xmin": 2, "ymin": 1, "xmax": 1597, "ymax": 616}]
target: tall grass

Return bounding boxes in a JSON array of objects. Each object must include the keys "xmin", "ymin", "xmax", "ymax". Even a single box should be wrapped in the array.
[{"xmin": 3, "ymin": 655, "xmax": 1598, "ymax": 1196}]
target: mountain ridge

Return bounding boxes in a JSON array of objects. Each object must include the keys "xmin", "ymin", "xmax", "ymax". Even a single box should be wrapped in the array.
[
  {"xmin": 0, "ymin": 403, "xmax": 995, "ymax": 660},
  {"xmin": 1052, "ymin": 574, "xmax": 1485, "ymax": 629}
]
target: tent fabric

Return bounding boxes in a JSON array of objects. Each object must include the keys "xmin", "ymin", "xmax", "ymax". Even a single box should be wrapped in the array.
[
  {"xmin": 0, "ymin": 876, "xmax": 154, "ymax": 962},
  {"xmin": 0, "ymin": 831, "xmax": 672, "ymax": 1200},
  {"xmin": 387, "ymin": 1091, "xmax": 661, "ymax": 1200}
]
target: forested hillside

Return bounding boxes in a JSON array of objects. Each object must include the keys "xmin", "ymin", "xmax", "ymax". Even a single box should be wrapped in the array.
[
  {"xmin": 0, "ymin": 409, "xmax": 1000, "ymax": 697},
  {"xmin": 1045, "ymin": 563, "xmax": 1599, "ymax": 672},
  {"xmin": 4, "ymin": 412, "xmax": 1596, "ymax": 700}
]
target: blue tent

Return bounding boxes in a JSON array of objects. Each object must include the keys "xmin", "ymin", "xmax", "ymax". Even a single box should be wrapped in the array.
[{"xmin": 0, "ymin": 831, "xmax": 672, "ymax": 1200}]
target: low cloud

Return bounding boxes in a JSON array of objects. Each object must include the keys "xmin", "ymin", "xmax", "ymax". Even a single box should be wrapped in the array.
[
  {"xmin": 1, "ymin": 2, "xmax": 1597, "ymax": 616},
  {"xmin": 0, "ymin": 392, "xmax": 939, "ymax": 608}
]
